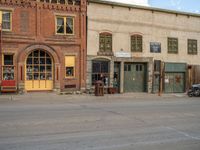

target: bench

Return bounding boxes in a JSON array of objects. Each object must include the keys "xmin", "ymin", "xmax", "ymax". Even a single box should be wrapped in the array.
[{"xmin": 1, "ymin": 80, "xmax": 17, "ymax": 93}]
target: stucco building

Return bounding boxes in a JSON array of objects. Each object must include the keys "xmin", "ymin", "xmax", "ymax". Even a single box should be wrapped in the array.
[
  {"xmin": 87, "ymin": 0, "xmax": 200, "ymax": 93},
  {"xmin": 0, "ymin": 0, "xmax": 87, "ymax": 92}
]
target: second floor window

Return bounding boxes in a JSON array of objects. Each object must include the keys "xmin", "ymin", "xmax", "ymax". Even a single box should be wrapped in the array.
[
  {"xmin": 188, "ymin": 39, "xmax": 197, "ymax": 55},
  {"xmin": 1, "ymin": 11, "xmax": 12, "ymax": 31},
  {"xmin": 99, "ymin": 33, "xmax": 112, "ymax": 52},
  {"xmin": 168, "ymin": 37, "xmax": 178, "ymax": 54},
  {"xmin": 56, "ymin": 16, "xmax": 74, "ymax": 35},
  {"xmin": 131, "ymin": 35, "xmax": 143, "ymax": 52}
]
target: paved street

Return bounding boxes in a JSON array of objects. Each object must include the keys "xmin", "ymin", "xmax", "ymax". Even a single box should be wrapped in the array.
[{"xmin": 0, "ymin": 93, "xmax": 200, "ymax": 150}]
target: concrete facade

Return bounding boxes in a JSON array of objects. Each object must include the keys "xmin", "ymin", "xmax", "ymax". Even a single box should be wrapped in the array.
[{"xmin": 87, "ymin": 0, "xmax": 200, "ymax": 93}]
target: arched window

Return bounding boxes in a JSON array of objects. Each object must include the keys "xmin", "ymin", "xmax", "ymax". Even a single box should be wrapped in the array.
[
  {"xmin": 131, "ymin": 34, "xmax": 143, "ymax": 52},
  {"xmin": 99, "ymin": 33, "xmax": 112, "ymax": 52}
]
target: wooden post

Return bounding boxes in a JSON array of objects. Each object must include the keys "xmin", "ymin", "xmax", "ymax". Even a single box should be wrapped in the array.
[{"xmin": 159, "ymin": 62, "xmax": 163, "ymax": 96}]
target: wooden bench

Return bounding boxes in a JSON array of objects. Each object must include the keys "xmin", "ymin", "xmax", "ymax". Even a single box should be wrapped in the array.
[{"xmin": 1, "ymin": 80, "xmax": 17, "ymax": 93}]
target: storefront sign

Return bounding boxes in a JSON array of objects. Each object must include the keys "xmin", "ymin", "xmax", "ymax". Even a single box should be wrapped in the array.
[
  {"xmin": 150, "ymin": 42, "xmax": 161, "ymax": 53},
  {"xmin": 115, "ymin": 51, "xmax": 131, "ymax": 58}
]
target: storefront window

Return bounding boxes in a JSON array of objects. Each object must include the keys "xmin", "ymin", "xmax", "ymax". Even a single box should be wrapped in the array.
[
  {"xmin": 2, "ymin": 54, "xmax": 14, "ymax": 80},
  {"xmin": 92, "ymin": 60, "xmax": 110, "ymax": 86}
]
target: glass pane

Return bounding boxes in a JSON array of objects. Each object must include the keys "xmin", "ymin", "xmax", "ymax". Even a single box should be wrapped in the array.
[
  {"xmin": 40, "ymin": 66, "xmax": 45, "ymax": 72},
  {"xmin": 2, "ymin": 12, "xmax": 10, "ymax": 21},
  {"xmin": 34, "ymin": 73, "xmax": 39, "ymax": 80},
  {"xmin": 40, "ymin": 58, "xmax": 45, "ymax": 64},
  {"xmin": 34, "ymin": 58, "xmax": 39, "ymax": 64},
  {"xmin": 34, "ymin": 50, "xmax": 39, "ymax": 57},
  {"xmin": 33, "ymin": 66, "xmax": 39, "ymax": 72},
  {"xmin": 40, "ymin": 51, "xmax": 45, "ymax": 57},
  {"xmin": 46, "ymin": 73, "xmax": 52, "ymax": 80},
  {"xmin": 4, "ymin": 55, "xmax": 13, "ymax": 65},
  {"xmin": 57, "ymin": 18, "xmax": 64, "ymax": 33},
  {"xmin": 46, "ymin": 58, "xmax": 52, "ymax": 64},
  {"xmin": 27, "ymin": 58, "xmax": 32, "ymax": 64},
  {"xmin": 26, "ymin": 66, "xmax": 33, "ymax": 73},
  {"xmin": 92, "ymin": 62, "xmax": 101, "ymax": 73},
  {"xmin": 66, "ymin": 67, "xmax": 74, "ymax": 77},
  {"xmin": 26, "ymin": 73, "xmax": 33, "ymax": 80},
  {"xmin": 40, "ymin": 73, "xmax": 46, "ymax": 80},
  {"xmin": 2, "ymin": 22, "xmax": 10, "ymax": 30},
  {"xmin": 66, "ymin": 17, "xmax": 73, "ymax": 34},
  {"xmin": 46, "ymin": 66, "xmax": 52, "ymax": 72}
]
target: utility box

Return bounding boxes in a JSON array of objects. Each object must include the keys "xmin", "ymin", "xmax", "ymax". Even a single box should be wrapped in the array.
[{"xmin": 95, "ymin": 81, "xmax": 104, "ymax": 96}]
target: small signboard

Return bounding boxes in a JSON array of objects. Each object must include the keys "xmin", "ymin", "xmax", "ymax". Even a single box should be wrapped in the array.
[
  {"xmin": 115, "ymin": 51, "xmax": 131, "ymax": 58},
  {"xmin": 150, "ymin": 42, "xmax": 161, "ymax": 53}
]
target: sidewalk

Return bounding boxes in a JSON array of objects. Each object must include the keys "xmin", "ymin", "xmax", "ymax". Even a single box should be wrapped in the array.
[{"xmin": 0, "ymin": 92, "xmax": 188, "ymax": 102}]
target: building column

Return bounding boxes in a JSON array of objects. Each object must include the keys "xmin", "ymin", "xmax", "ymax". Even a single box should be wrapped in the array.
[{"xmin": 109, "ymin": 59, "xmax": 114, "ymax": 87}]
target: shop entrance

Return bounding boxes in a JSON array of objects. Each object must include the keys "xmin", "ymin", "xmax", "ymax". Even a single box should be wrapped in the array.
[{"xmin": 25, "ymin": 50, "xmax": 53, "ymax": 91}]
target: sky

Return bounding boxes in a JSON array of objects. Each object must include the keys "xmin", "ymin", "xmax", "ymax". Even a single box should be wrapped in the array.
[{"xmin": 105, "ymin": 0, "xmax": 200, "ymax": 14}]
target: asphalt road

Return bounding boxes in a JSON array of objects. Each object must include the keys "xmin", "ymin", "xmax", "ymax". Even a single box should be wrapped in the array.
[{"xmin": 0, "ymin": 93, "xmax": 200, "ymax": 150}]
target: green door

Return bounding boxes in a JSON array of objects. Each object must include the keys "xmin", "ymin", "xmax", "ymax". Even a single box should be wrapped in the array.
[
  {"xmin": 124, "ymin": 63, "xmax": 147, "ymax": 92},
  {"xmin": 164, "ymin": 73, "xmax": 185, "ymax": 93}
]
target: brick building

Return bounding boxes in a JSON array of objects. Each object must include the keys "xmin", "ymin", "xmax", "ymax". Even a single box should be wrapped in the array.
[{"xmin": 0, "ymin": 0, "xmax": 87, "ymax": 92}]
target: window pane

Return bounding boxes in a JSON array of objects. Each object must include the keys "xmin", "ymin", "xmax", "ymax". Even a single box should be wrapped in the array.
[
  {"xmin": 2, "ymin": 12, "xmax": 11, "ymax": 30},
  {"xmin": 57, "ymin": 17, "xmax": 64, "ymax": 34},
  {"xmin": 131, "ymin": 35, "xmax": 142, "ymax": 52},
  {"xmin": 4, "ymin": 55, "xmax": 13, "ymax": 65},
  {"xmin": 66, "ymin": 67, "xmax": 74, "ymax": 77},
  {"xmin": 99, "ymin": 33, "xmax": 112, "ymax": 52},
  {"xmin": 168, "ymin": 38, "xmax": 178, "ymax": 53},
  {"xmin": 66, "ymin": 17, "xmax": 74, "ymax": 34},
  {"xmin": 188, "ymin": 39, "xmax": 197, "ymax": 55},
  {"xmin": 65, "ymin": 56, "xmax": 75, "ymax": 77}
]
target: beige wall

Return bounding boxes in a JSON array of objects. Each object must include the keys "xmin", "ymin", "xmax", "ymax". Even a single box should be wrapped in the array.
[{"xmin": 87, "ymin": 2, "xmax": 200, "ymax": 65}]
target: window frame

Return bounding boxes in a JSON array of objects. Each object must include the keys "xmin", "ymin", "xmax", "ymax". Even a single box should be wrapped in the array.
[
  {"xmin": 55, "ymin": 15, "xmax": 74, "ymax": 35},
  {"xmin": 168, "ymin": 37, "xmax": 178, "ymax": 54},
  {"xmin": 65, "ymin": 55, "xmax": 76, "ymax": 78},
  {"xmin": 131, "ymin": 34, "xmax": 143, "ymax": 52},
  {"xmin": 2, "ymin": 54, "xmax": 15, "ymax": 81},
  {"xmin": 99, "ymin": 33, "xmax": 112, "ymax": 52},
  {"xmin": 0, "ymin": 10, "xmax": 12, "ymax": 32},
  {"xmin": 188, "ymin": 39, "xmax": 197, "ymax": 55}
]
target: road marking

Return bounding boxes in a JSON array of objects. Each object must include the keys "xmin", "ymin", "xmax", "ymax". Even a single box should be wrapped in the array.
[{"xmin": 165, "ymin": 126, "xmax": 200, "ymax": 140}]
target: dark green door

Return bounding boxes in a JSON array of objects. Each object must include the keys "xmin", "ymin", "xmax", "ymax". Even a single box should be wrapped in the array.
[
  {"xmin": 164, "ymin": 73, "xmax": 185, "ymax": 93},
  {"xmin": 124, "ymin": 63, "xmax": 147, "ymax": 92}
]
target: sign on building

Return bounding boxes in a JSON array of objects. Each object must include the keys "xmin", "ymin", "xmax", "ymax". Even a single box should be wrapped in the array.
[{"xmin": 150, "ymin": 42, "xmax": 161, "ymax": 53}]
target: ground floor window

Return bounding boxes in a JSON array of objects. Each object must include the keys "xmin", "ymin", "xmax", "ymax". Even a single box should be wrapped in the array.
[
  {"xmin": 2, "ymin": 54, "xmax": 14, "ymax": 80},
  {"xmin": 92, "ymin": 60, "xmax": 110, "ymax": 86},
  {"xmin": 65, "ymin": 56, "xmax": 75, "ymax": 78}
]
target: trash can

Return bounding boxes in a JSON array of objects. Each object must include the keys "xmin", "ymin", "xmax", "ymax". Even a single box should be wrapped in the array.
[{"xmin": 95, "ymin": 80, "xmax": 104, "ymax": 96}]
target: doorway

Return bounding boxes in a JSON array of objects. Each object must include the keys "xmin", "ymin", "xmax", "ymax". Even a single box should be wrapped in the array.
[{"xmin": 25, "ymin": 50, "xmax": 53, "ymax": 91}]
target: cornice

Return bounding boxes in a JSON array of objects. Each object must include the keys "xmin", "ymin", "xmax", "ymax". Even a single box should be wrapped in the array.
[{"xmin": 0, "ymin": 0, "xmax": 84, "ymax": 12}]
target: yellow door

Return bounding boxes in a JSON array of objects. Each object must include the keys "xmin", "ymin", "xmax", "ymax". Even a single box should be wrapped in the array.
[{"xmin": 25, "ymin": 50, "xmax": 53, "ymax": 91}]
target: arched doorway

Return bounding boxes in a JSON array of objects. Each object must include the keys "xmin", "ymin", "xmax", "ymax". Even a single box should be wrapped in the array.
[{"xmin": 25, "ymin": 50, "xmax": 53, "ymax": 91}]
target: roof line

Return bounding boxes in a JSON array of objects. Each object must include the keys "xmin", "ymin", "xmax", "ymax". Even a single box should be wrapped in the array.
[{"xmin": 88, "ymin": 0, "xmax": 200, "ymax": 18}]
